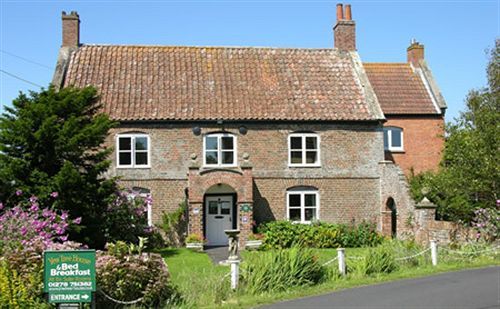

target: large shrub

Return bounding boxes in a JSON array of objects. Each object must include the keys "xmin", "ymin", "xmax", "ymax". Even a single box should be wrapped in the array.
[
  {"xmin": 242, "ymin": 246, "xmax": 326, "ymax": 294},
  {"xmin": 96, "ymin": 248, "xmax": 176, "ymax": 307},
  {"xmin": 0, "ymin": 86, "xmax": 117, "ymax": 249},
  {"xmin": 260, "ymin": 221, "xmax": 383, "ymax": 249}
]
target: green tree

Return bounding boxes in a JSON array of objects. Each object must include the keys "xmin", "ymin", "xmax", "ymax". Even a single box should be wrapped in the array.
[
  {"xmin": 411, "ymin": 41, "xmax": 499, "ymax": 223},
  {"xmin": 0, "ymin": 86, "xmax": 117, "ymax": 248}
]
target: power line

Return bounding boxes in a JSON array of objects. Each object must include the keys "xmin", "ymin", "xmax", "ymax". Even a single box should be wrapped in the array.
[
  {"xmin": 0, "ymin": 69, "xmax": 43, "ymax": 88},
  {"xmin": 1, "ymin": 50, "xmax": 52, "ymax": 70}
]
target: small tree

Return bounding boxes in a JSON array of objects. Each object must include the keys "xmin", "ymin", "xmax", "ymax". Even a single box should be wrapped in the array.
[
  {"xmin": 411, "ymin": 40, "xmax": 499, "ymax": 223},
  {"xmin": 0, "ymin": 86, "xmax": 116, "ymax": 248}
]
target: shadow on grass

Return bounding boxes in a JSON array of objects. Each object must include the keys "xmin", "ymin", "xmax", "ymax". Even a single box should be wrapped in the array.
[{"xmin": 154, "ymin": 248, "xmax": 181, "ymax": 258}]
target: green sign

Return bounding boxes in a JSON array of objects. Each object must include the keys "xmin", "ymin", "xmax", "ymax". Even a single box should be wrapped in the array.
[
  {"xmin": 43, "ymin": 250, "xmax": 96, "ymax": 303},
  {"xmin": 240, "ymin": 204, "xmax": 252, "ymax": 213}
]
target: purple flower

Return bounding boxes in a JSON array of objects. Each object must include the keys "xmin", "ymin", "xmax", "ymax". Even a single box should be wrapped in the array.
[
  {"xmin": 29, "ymin": 195, "xmax": 38, "ymax": 203},
  {"xmin": 42, "ymin": 208, "xmax": 52, "ymax": 218},
  {"xmin": 15, "ymin": 190, "xmax": 23, "ymax": 196},
  {"xmin": 20, "ymin": 226, "xmax": 27, "ymax": 236},
  {"xmin": 59, "ymin": 235, "xmax": 68, "ymax": 242},
  {"xmin": 0, "ymin": 202, "xmax": 3, "ymax": 210},
  {"xmin": 60, "ymin": 211, "xmax": 69, "ymax": 220},
  {"xmin": 30, "ymin": 203, "xmax": 39, "ymax": 212},
  {"xmin": 73, "ymin": 217, "xmax": 82, "ymax": 224},
  {"xmin": 50, "ymin": 192, "xmax": 59, "ymax": 198}
]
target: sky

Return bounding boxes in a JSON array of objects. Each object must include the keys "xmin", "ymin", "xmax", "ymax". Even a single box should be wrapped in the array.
[{"xmin": 0, "ymin": 0, "xmax": 498, "ymax": 123}]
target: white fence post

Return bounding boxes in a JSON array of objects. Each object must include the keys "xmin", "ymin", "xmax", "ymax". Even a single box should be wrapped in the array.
[
  {"xmin": 430, "ymin": 240, "xmax": 438, "ymax": 266},
  {"xmin": 337, "ymin": 248, "xmax": 346, "ymax": 276},
  {"xmin": 229, "ymin": 260, "xmax": 240, "ymax": 290}
]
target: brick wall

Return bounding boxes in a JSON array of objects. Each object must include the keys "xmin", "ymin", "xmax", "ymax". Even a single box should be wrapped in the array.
[
  {"xmin": 253, "ymin": 178, "xmax": 380, "ymax": 226},
  {"xmin": 104, "ymin": 121, "xmax": 418, "ymax": 241},
  {"xmin": 384, "ymin": 116, "xmax": 444, "ymax": 176}
]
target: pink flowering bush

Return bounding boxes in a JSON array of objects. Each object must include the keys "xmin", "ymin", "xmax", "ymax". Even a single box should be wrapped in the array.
[
  {"xmin": 105, "ymin": 189, "xmax": 164, "ymax": 248},
  {"xmin": 0, "ymin": 193, "xmax": 82, "ymax": 307},
  {"xmin": 472, "ymin": 207, "xmax": 499, "ymax": 242},
  {"xmin": 96, "ymin": 248, "xmax": 177, "ymax": 307},
  {"xmin": 0, "ymin": 194, "xmax": 79, "ymax": 256}
]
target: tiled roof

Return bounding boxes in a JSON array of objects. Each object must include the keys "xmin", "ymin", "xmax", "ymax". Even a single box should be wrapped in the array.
[
  {"xmin": 63, "ymin": 45, "xmax": 384, "ymax": 121},
  {"xmin": 363, "ymin": 63, "xmax": 439, "ymax": 115}
]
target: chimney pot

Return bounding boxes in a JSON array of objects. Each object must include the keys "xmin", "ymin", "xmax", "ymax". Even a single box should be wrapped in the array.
[
  {"xmin": 345, "ymin": 4, "xmax": 352, "ymax": 20},
  {"xmin": 334, "ymin": 3, "xmax": 356, "ymax": 51},
  {"xmin": 336, "ymin": 4, "xmax": 344, "ymax": 21},
  {"xmin": 61, "ymin": 10, "xmax": 80, "ymax": 47}
]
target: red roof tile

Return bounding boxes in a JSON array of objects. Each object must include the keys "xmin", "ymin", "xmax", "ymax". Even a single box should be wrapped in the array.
[
  {"xmin": 63, "ymin": 45, "xmax": 384, "ymax": 121},
  {"xmin": 363, "ymin": 63, "xmax": 439, "ymax": 115}
]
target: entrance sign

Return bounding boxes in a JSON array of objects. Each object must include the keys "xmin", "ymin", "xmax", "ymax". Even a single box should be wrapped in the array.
[{"xmin": 43, "ymin": 250, "xmax": 96, "ymax": 303}]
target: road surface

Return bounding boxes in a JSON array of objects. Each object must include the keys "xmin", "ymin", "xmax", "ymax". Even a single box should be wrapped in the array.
[{"xmin": 262, "ymin": 266, "xmax": 500, "ymax": 309}]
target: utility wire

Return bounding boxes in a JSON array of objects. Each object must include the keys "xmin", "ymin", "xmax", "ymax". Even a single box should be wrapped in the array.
[
  {"xmin": 0, "ymin": 69, "xmax": 43, "ymax": 87},
  {"xmin": 1, "ymin": 49, "xmax": 52, "ymax": 70}
]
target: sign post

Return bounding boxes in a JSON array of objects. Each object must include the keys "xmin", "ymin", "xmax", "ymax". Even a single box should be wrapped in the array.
[{"xmin": 43, "ymin": 250, "xmax": 96, "ymax": 304}]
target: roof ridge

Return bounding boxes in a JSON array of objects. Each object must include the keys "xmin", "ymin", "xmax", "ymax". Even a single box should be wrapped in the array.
[{"xmin": 80, "ymin": 43, "xmax": 339, "ymax": 51}]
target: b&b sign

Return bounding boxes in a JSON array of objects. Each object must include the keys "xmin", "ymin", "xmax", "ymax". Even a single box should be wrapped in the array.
[{"xmin": 43, "ymin": 250, "xmax": 96, "ymax": 303}]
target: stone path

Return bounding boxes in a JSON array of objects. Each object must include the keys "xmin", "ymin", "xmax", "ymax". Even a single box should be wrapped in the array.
[{"xmin": 204, "ymin": 246, "xmax": 232, "ymax": 264}]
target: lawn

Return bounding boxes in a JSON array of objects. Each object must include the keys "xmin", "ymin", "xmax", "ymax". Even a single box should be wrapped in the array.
[{"xmin": 160, "ymin": 245, "xmax": 499, "ymax": 308}]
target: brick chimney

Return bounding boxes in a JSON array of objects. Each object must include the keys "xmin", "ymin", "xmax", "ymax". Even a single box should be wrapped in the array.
[
  {"xmin": 62, "ymin": 11, "xmax": 80, "ymax": 47},
  {"xmin": 407, "ymin": 39, "xmax": 424, "ymax": 66},
  {"xmin": 334, "ymin": 4, "xmax": 356, "ymax": 51}
]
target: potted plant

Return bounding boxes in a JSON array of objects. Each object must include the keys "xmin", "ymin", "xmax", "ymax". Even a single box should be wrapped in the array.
[
  {"xmin": 245, "ymin": 233, "xmax": 264, "ymax": 250},
  {"xmin": 185, "ymin": 234, "xmax": 204, "ymax": 251}
]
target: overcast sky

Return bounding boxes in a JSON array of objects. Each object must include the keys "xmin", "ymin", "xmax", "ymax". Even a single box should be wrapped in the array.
[{"xmin": 1, "ymin": 0, "xmax": 498, "ymax": 122}]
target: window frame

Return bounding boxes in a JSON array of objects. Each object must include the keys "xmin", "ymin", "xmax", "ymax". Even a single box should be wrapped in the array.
[
  {"xmin": 116, "ymin": 134, "xmax": 151, "ymax": 168},
  {"xmin": 286, "ymin": 190, "xmax": 320, "ymax": 224},
  {"xmin": 383, "ymin": 127, "xmax": 404, "ymax": 152},
  {"xmin": 288, "ymin": 133, "xmax": 321, "ymax": 167},
  {"xmin": 203, "ymin": 133, "xmax": 238, "ymax": 167}
]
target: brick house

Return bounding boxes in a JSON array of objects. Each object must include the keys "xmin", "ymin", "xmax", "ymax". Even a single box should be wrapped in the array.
[{"xmin": 52, "ymin": 4, "xmax": 446, "ymax": 246}]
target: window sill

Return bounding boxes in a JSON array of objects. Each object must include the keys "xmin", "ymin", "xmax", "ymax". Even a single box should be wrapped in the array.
[
  {"xmin": 288, "ymin": 164, "xmax": 322, "ymax": 168},
  {"xmin": 116, "ymin": 166, "xmax": 151, "ymax": 169}
]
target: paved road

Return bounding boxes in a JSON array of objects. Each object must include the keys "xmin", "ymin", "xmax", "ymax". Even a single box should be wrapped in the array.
[{"xmin": 262, "ymin": 266, "xmax": 500, "ymax": 309}]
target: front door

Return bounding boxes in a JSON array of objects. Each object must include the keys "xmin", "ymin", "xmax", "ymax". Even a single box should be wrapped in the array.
[{"xmin": 205, "ymin": 195, "xmax": 234, "ymax": 246}]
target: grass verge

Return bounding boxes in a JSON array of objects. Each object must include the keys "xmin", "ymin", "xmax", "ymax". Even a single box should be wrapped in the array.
[{"xmin": 160, "ymin": 246, "xmax": 499, "ymax": 309}]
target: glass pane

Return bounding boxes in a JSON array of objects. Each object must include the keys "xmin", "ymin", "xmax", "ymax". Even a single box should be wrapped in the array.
[
  {"xmin": 119, "ymin": 137, "xmax": 131, "ymax": 150},
  {"xmin": 221, "ymin": 136, "xmax": 234, "ymax": 150},
  {"xmin": 222, "ymin": 151, "xmax": 234, "ymax": 165},
  {"xmin": 208, "ymin": 201, "xmax": 218, "ymax": 215},
  {"xmin": 289, "ymin": 194, "xmax": 301, "ymax": 207},
  {"xmin": 135, "ymin": 137, "xmax": 148, "ymax": 150},
  {"xmin": 289, "ymin": 208, "xmax": 301, "ymax": 222},
  {"xmin": 290, "ymin": 136, "xmax": 302, "ymax": 149},
  {"xmin": 119, "ymin": 152, "xmax": 131, "ymax": 165},
  {"xmin": 391, "ymin": 129, "xmax": 402, "ymax": 148},
  {"xmin": 383, "ymin": 129, "xmax": 389, "ymax": 149},
  {"xmin": 205, "ymin": 151, "xmax": 218, "ymax": 165},
  {"xmin": 221, "ymin": 202, "xmax": 231, "ymax": 215},
  {"xmin": 205, "ymin": 136, "xmax": 218, "ymax": 150},
  {"xmin": 306, "ymin": 136, "xmax": 317, "ymax": 150},
  {"xmin": 135, "ymin": 152, "xmax": 148, "ymax": 166},
  {"xmin": 306, "ymin": 151, "xmax": 317, "ymax": 164},
  {"xmin": 291, "ymin": 151, "xmax": 302, "ymax": 164},
  {"xmin": 304, "ymin": 194, "xmax": 316, "ymax": 207},
  {"xmin": 305, "ymin": 208, "xmax": 317, "ymax": 221}
]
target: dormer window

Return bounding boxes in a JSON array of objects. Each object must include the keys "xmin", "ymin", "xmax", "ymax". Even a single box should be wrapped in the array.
[
  {"xmin": 116, "ymin": 134, "xmax": 150, "ymax": 168},
  {"xmin": 204, "ymin": 133, "xmax": 237, "ymax": 167},
  {"xmin": 383, "ymin": 127, "xmax": 404, "ymax": 152},
  {"xmin": 288, "ymin": 133, "xmax": 320, "ymax": 167}
]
